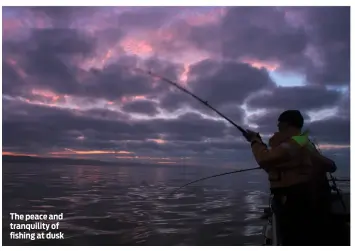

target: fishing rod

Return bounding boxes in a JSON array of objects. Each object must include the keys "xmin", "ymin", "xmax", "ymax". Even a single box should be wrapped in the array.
[
  {"xmin": 169, "ymin": 167, "xmax": 261, "ymax": 196},
  {"xmin": 126, "ymin": 68, "xmax": 260, "ymax": 197},
  {"xmin": 130, "ymin": 67, "xmax": 248, "ymax": 137}
]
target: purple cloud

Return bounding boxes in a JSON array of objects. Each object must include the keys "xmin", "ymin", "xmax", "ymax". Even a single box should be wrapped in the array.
[{"xmin": 2, "ymin": 6, "xmax": 350, "ymax": 168}]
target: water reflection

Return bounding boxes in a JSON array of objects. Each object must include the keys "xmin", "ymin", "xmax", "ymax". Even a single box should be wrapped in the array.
[{"xmin": 3, "ymin": 164, "xmax": 270, "ymax": 245}]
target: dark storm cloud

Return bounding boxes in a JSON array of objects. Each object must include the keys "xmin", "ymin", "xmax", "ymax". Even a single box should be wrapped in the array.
[
  {"xmin": 2, "ymin": 6, "xmax": 350, "ymax": 166},
  {"xmin": 3, "ymin": 28, "xmax": 96, "ymax": 96},
  {"xmin": 28, "ymin": 6, "xmax": 102, "ymax": 28},
  {"xmin": 3, "ymin": 28, "xmax": 96, "ymax": 57},
  {"xmin": 337, "ymin": 92, "xmax": 350, "ymax": 119},
  {"xmin": 188, "ymin": 60, "xmax": 274, "ymax": 105},
  {"xmin": 220, "ymin": 7, "xmax": 308, "ymax": 61},
  {"xmin": 29, "ymin": 28, "xmax": 96, "ymax": 55},
  {"xmin": 160, "ymin": 59, "xmax": 274, "ymax": 114},
  {"xmin": 3, "ymin": 28, "xmax": 180, "ymax": 101},
  {"xmin": 82, "ymin": 61, "xmax": 163, "ymax": 100},
  {"xmin": 305, "ymin": 117, "xmax": 350, "ymax": 145},
  {"xmin": 121, "ymin": 100, "xmax": 159, "ymax": 115},
  {"xmin": 246, "ymin": 86, "xmax": 342, "ymax": 110},
  {"xmin": 116, "ymin": 7, "xmax": 184, "ymax": 30},
  {"xmin": 144, "ymin": 57, "xmax": 184, "ymax": 82},
  {"xmin": 29, "ymin": 6, "xmax": 126, "ymax": 48},
  {"xmin": 154, "ymin": 113, "xmax": 228, "ymax": 141},
  {"xmin": 2, "ymin": 60, "xmax": 25, "ymax": 96},
  {"xmin": 302, "ymin": 7, "xmax": 350, "ymax": 85},
  {"xmin": 83, "ymin": 108, "xmax": 130, "ymax": 121},
  {"xmin": 186, "ymin": 6, "xmax": 349, "ymax": 86},
  {"xmin": 248, "ymin": 110, "xmax": 283, "ymax": 134},
  {"xmin": 3, "ymin": 100, "xmax": 240, "ymax": 157},
  {"xmin": 186, "ymin": 7, "xmax": 308, "ymax": 65},
  {"xmin": 29, "ymin": 6, "xmax": 189, "ymax": 31}
]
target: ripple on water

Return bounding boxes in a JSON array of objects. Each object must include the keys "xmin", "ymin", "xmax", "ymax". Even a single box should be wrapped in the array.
[{"xmin": 3, "ymin": 164, "xmax": 274, "ymax": 245}]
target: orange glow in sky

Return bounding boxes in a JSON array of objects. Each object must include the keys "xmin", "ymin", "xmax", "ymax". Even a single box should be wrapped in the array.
[
  {"xmin": 318, "ymin": 144, "xmax": 350, "ymax": 150},
  {"xmin": 133, "ymin": 95, "xmax": 146, "ymax": 100},
  {"xmin": 241, "ymin": 58, "xmax": 280, "ymax": 71},
  {"xmin": 148, "ymin": 139, "xmax": 166, "ymax": 144},
  {"xmin": 3, "ymin": 151, "xmax": 38, "ymax": 157}
]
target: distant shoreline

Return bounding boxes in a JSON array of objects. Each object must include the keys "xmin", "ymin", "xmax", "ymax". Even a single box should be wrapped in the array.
[
  {"xmin": 2, "ymin": 154, "xmax": 154, "ymax": 167},
  {"xmin": 2, "ymin": 155, "xmax": 205, "ymax": 168}
]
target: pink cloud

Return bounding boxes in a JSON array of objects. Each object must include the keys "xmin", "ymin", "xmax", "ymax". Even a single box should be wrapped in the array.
[
  {"xmin": 121, "ymin": 37, "xmax": 153, "ymax": 56},
  {"xmin": 240, "ymin": 57, "xmax": 280, "ymax": 71},
  {"xmin": 51, "ymin": 148, "xmax": 134, "ymax": 155}
]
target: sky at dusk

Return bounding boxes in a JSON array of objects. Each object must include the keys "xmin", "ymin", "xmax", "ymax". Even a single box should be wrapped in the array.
[{"xmin": 2, "ymin": 6, "xmax": 350, "ymax": 169}]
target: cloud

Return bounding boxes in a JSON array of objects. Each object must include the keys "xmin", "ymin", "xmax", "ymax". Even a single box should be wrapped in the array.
[
  {"xmin": 186, "ymin": 7, "xmax": 350, "ymax": 86},
  {"xmin": 246, "ymin": 85, "xmax": 342, "ymax": 110},
  {"xmin": 306, "ymin": 117, "xmax": 350, "ymax": 145},
  {"xmin": 160, "ymin": 59, "xmax": 274, "ymax": 116},
  {"xmin": 3, "ymin": 99, "xmax": 247, "ymax": 162},
  {"xmin": 116, "ymin": 7, "xmax": 184, "ymax": 30},
  {"xmin": 30, "ymin": 28, "xmax": 96, "ymax": 55},
  {"xmin": 301, "ymin": 7, "xmax": 350, "ymax": 85},
  {"xmin": 3, "ymin": 28, "xmax": 96, "ymax": 97},
  {"xmin": 3, "ymin": 28, "xmax": 182, "ymax": 102},
  {"xmin": 28, "ymin": 6, "xmax": 102, "ymax": 28},
  {"xmin": 2, "ymin": 6, "xmax": 350, "ymax": 169},
  {"xmin": 221, "ymin": 7, "xmax": 308, "ymax": 61},
  {"xmin": 121, "ymin": 100, "xmax": 159, "ymax": 115},
  {"xmin": 186, "ymin": 7, "xmax": 308, "ymax": 66},
  {"xmin": 2, "ymin": 59, "xmax": 26, "ymax": 96}
]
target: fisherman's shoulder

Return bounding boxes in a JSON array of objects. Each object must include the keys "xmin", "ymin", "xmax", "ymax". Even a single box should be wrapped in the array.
[
  {"xmin": 269, "ymin": 132, "xmax": 293, "ymax": 147},
  {"xmin": 269, "ymin": 132, "xmax": 302, "ymax": 153}
]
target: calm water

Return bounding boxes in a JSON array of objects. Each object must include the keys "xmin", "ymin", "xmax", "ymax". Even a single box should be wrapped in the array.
[{"xmin": 2, "ymin": 163, "xmax": 349, "ymax": 245}]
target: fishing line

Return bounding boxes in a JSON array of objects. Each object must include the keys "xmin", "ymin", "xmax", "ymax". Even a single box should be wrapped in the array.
[
  {"xmin": 123, "ymin": 67, "xmax": 261, "ymax": 199},
  {"xmin": 168, "ymin": 167, "xmax": 261, "ymax": 197},
  {"xmin": 128, "ymin": 67, "xmax": 348, "ymax": 202}
]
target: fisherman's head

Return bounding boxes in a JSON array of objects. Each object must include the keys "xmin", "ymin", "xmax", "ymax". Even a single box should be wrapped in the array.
[{"xmin": 277, "ymin": 110, "xmax": 304, "ymax": 133}]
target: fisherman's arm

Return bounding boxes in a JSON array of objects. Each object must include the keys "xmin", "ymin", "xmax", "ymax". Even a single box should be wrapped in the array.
[
  {"xmin": 245, "ymin": 131, "xmax": 290, "ymax": 168},
  {"xmin": 309, "ymin": 148, "xmax": 337, "ymax": 173}
]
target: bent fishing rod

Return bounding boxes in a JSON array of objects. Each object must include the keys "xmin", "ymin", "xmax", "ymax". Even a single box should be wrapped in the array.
[
  {"xmin": 129, "ymin": 67, "xmax": 248, "ymax": 137},
  {"xmin": 127, "ymin": 67, "xmax": 263, "ymax": 197},
  {"xmin": 130, "ymin": 68, "xmax": 347, "ymax": 202}
]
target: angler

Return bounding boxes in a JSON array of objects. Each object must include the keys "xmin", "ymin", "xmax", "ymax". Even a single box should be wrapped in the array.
[
  {"xmin": 244, "ymin": 110, "xmax": 337, "ymax": 245},
  {"xmin": 134, "ymin": 68, "xmax": 349, "ymax": 245}
]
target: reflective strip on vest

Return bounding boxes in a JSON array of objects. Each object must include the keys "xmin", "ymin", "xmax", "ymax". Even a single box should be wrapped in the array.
[
  {"xmin": 292, "ymin": 135, "xmax": 308, "ymax": 146},
  {"xmin": 291, "ymin": 132, "xmax": 316, "ymax": 151}
]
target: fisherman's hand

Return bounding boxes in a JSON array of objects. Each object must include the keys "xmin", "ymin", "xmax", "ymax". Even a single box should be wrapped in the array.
[{"xmin": 244, "ymin": 130, "xmax": 261, "ymax": 142}]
